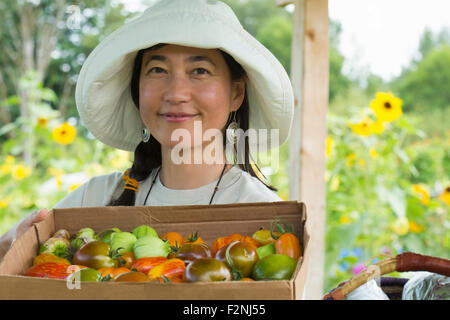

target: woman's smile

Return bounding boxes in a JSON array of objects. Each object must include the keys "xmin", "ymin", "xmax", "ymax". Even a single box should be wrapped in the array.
[{"xmin": 159, "ymin": 112, "xmax": 200, "ymax": 123}]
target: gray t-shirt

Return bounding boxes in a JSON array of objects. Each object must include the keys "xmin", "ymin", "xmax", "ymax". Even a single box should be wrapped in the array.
[{"xmin": 53, "ymin": 165, "xmax": 282, "ymax": 208}]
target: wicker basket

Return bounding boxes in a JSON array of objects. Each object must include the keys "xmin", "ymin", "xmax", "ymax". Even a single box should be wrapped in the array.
[{"xmin": 323, "ymin": 252, "xmax": 450, "ymax": 300}]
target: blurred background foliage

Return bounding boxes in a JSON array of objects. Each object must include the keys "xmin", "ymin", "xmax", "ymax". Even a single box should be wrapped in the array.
[{"xmin": 0, "ymin": 0, "xmax": 448, "ymax": 293}]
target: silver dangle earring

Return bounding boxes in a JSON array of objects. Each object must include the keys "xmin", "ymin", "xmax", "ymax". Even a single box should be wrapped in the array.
[
  {"xmin": 142, "ymin": 127, "xmax": 151, "ymax": 143},
  {"xmin": 226, "ymin": 111, "xmax": 239, "ymax": 145}
]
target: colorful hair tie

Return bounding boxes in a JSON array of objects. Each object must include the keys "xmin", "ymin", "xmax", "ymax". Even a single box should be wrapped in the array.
[{"xmin": 123, "ymin": 170, "xmax": 139, "ymax": 192}]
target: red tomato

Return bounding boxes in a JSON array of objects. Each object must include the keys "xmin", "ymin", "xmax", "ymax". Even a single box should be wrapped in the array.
[
  {"xmin": 131, "ymin": 257, "xmax": 167, "ymax": 274},
  {"xmin": 148, "ymin": 258, "xmax": 186, "ymax": 282},
  {"xmin": 274, "ymin": 233, "xmax": 302, "ymax": 260},
  {"xmin": 25, "ymin": 262, "xmax": 71, "ymax": 279}
]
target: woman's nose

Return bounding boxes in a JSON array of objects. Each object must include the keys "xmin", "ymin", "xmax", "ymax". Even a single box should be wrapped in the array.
[{"xmin": 164, "ymin": 73, "xmax": 191, "ymax": 104}]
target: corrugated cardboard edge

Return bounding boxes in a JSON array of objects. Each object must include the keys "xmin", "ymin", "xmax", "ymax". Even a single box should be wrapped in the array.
[
  {"xmin": 0, "ymin": 201, "xmax": 309, "ymax": 300},
  {"xmin": 0, "ymin": 276, "xmax": 294, "ymax": 300}
]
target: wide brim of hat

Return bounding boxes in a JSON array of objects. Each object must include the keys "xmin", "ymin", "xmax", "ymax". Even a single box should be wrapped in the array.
[{"xmin": 75, "ymin": 1, "xmax": 294, "ymax": 152}]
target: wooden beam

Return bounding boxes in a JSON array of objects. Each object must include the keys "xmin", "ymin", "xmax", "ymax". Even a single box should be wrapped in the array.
[{"xmin": 289, "ymin": 0, "xmax": 329, "ymax": 299}]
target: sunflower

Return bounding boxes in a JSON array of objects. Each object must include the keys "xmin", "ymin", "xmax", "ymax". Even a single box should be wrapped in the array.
[
  {"xmin": 349, "ymin": 117, "xmax": 384, "ymax": 136},
  {"xmin": 412, "ymin": 184, "xmax": 430, "ymax": 206},
  {"xmin": 11, "ymin": 164, "xmax": 32, "ymax": 180},
  {"xmin": 409, "ymin": 221, "xmax": 425, "ymax": 233},
  {"xmin": 370, "ymin": 92, "xmax": 403, "ymax": 123},
  {"xmin": 392, "ymin": 217, "xmax": 409, "ymax": 236},
  {"xmin": 439, "ymin": 186, "xmax": 450, "ymax": 205},
  {"xmin": 52, "ymin": 122, "xmax": 77, "ymax": 145}
]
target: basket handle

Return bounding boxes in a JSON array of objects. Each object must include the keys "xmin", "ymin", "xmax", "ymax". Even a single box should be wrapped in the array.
[{"xmin": 323, "ymin": 252, "xmax": 450, "ymax": 300}]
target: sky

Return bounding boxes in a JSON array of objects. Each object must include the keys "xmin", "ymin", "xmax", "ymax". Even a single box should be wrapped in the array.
[
  {"xmin": 121, "ymin": 0, "xmax": 450, "ymax": 82},
  {"xmin": 327, "ymin": 0, "xmax": 450, "ymax": 81}
]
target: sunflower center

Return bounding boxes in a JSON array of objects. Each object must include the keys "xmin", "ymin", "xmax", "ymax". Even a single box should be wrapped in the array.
[
  {"xmin": 446, "ymin": 187, "xmax": 450, "ymax": 192},
  {"xmin": 384, "ymin": 102, "xmax": 392, "ymax": 109},
  {"xmin": 61, "ymin": 130, "xmax": 67, "ymax": 135}
]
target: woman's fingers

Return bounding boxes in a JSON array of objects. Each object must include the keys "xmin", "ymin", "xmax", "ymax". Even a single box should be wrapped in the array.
[
  {"xmin": 12, "ymin": 209, "xmax": 49, "ymax": 246},
  {"xmin": 31, "ymin": 208, "xmax": 49, "ymax": 223}
]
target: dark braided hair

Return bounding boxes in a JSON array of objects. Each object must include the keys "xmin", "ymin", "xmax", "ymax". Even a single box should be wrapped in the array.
[{"xmin": 108, "ymin": 44, "xmax": 277, "ymax": 206}]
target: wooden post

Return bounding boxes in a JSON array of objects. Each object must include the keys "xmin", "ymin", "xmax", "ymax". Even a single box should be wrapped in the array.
[{"xmin": 287, "ymin": 0, "xmax": 329, "ymax": 299}]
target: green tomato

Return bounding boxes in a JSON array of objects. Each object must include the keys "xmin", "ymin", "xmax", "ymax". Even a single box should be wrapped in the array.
[
  {"xmin": 255, "ymin": 242, "xmax": 275, "ymax": 260},
  {"xmin": 133, "ymin": 235, "xmax": 170, "ymax": 260},
  {"xmin": 252, "ymin": 254, "xmax": 297, "ymax": 281},
  {"xmin": 97, "ymin": 228, "xmax": 121, "ymax": 245},
  {"xmin": 76, "ymin": 227, "xmax": 96, "ymax": 239},
  {"xmin": 110, "ymin": 232, "xmax": 137, "ymax": 255},
  {"xmin": 68, "ymin": 268, "xmax": 101, "ymax": 282},
  {"xmin": 132, "ymin": 225, "xmax": 158, "ymax": 239}
]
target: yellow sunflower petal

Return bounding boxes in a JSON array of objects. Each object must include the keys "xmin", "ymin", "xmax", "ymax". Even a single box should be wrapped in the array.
[
  {"xmin": 370, "ymin": 92, "xmax": 403, "ymax": 123},
  {"xmin": 52, "ymin": 122, "xmax": 77, "ymax": 145}
]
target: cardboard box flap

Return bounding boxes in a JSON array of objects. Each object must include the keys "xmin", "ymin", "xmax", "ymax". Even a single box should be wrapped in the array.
[{"xmin": 0, "ymin": 226, "xmax": 39, "ymax": 276}]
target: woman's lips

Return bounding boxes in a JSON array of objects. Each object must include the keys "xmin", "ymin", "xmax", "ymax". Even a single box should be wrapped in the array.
[{"xmin": 161, "ymin": 114, "xmax": 199, "ymax": 123}]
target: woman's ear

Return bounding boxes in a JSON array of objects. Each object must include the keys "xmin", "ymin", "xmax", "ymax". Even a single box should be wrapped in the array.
[{"xmin": 231, "ymin": 76, "xmax": 246, "ymax": 112}]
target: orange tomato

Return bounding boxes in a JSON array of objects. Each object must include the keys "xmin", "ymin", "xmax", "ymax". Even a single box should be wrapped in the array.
[
  {"xmin": 183, "ymin": 231, "xmax": 205, "ymax": 245},
  {"xmin": 240, "ymin": 236, "xmax": 261, "ymax": 250},
  {"xmin": 116, "ymin": 251, "xmax": 135, "ymax": 269},
  {"xmin": 239, "ymin": 277, "xmax": 255, "ymax": 281},
  {"xmin": 97, "ymin": 267, "xmax": 130, "ymax": 280},
  {"xmin": 148, "ymin": 258, "xmax": 186, "ymax": 282},
  {"xmin": 131, "ymin": 257, "xmax": 167, "ymax": 274},
  {"xmin": 211, "ymin": 234, "xmax": 244, "ymax": 256},
  {"xmin": 211, "ymin": 236, "xmax": 227, "ymax": 256},
  {"xmin": 274, "ymin": 233, "xmax": 302, "ymax": 260},
  {"xmin": 33, "ymin": 253, "xmax": 70, "ymax": 266},
  {"xmin": 161, "ymin": 232, "xmax": 184, "ymax": 249}
]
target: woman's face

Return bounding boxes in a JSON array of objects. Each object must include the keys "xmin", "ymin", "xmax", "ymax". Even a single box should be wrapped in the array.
[{"xmin": 139, "ymin": 44, "xmax": 245, "ymax": 151}]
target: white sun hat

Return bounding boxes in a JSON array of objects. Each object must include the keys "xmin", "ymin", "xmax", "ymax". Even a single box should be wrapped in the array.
[{"xmin": 75, "ymin": 0, "xmax": 294, "ymax": 152}]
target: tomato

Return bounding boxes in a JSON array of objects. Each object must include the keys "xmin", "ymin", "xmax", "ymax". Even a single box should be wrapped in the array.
[
  {"xmin": 113, "ymin": 271, "xmax": 149, "ymax": 282},
  {"xmin": 240, "ymin": 236, "xmax": 261, "ymax": 250},
  {"xmin": 25, "ymin": 262, "xmax": 71, "ymax": 279},
  {"xmin": 53, "ymin": 229, "xmax": 70, "ymax": 240},
  {"xmin": 72, "ymin": 240, "xmax": 118, "ymax": 269},
  {"xmin": 239, "ymin": 277, "xmax": 255, "ymax": 281},
  {"xmin": 67, "ymin": 268, "xmax": 102, "ymax": 282},
  {"xmin": 116, "ymin": 251, "xmax": 135, "ymax": 269},
  {"xmin": 252, "ymin": 228, "xmax": 278, "ymax": 245},
  {"xmin": 210, "ymin": 233, "xmax": 242, "ymax": 256},
  {"xmin": 215, "ymin": 241, "xmax": 259, "ymax": 279},
  {"xmin": 148, "ymin": 258, "xmax": 185, "ymax": 282},
  {"xmin": 211, "ymin": 236, "xmax": 228, "ymax": 256},
  {"xmin": 175, "ymin": 243, "xmax": 211, "ymax": 264},
  {"xmin": 161, "ymin": 232, "xmax": 184, "ymax": 249},
  {"xmin": 97, "ymin": 267, "xmax": 130, "ymax": 280},
  {"xmin": 183, "ymin": 231, "xmax": 205, "ymax": 245},
  {"xmin": 33, "ymin": 253, "xmax": 70, "ymax": 266},
  {"xmin": 185, "ymin": 258, "xmax": 231, "ymax": 282},
  {"xmin": 252, "ymin": 254, "xmax": 297, "ymax": 280},
  {"xmin": 131, "ymin": 257, "xmax": 167, "ymax": 274},
  {"xmin": 255, "ymin": 242, "xmax": 276, "ymax": 259},
  {"xmin": 274, "ymin": 233, "xmax": 302, "ymax": 260}
]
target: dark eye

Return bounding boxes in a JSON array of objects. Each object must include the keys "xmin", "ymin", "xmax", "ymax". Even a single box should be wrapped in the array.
[
  {"xmin": 148, "ymin": 67, "xmax": 165, "ymax": 74},
  {"xmin": 192, "ymin": 68, "xmax": 210, "ymax": 75}
]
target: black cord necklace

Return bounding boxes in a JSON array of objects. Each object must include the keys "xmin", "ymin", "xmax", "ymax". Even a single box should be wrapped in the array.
[{"xmin": 143, "ymin": 162, "xmax": 228, "ymax": 205}]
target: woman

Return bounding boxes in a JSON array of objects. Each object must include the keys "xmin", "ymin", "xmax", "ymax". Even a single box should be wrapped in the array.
[{"xmin": 0, "ymin": 0, "xmax": 294, "ymax": 259}]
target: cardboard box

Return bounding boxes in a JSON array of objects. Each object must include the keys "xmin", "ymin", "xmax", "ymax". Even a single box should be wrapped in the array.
[{"xmin": 0, "ymin": 201, "xmax": 310, "ymax": 300}]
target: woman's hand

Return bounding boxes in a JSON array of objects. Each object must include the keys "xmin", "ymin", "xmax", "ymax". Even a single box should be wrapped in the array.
[{"xmin": 0, "ymin": 208, "xmax": 50, "ymax": 260}]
